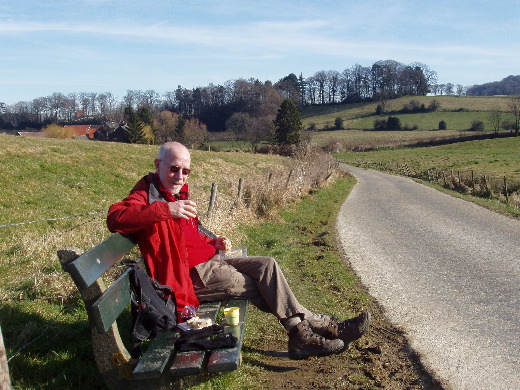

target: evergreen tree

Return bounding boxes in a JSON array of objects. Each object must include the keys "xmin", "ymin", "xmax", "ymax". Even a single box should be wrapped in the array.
[
  {"xmin": 273, "ymin": 99, "xmax": 302, "ymax": 145},
  {"xmin": 137, "ymin": 105, "xmax": 153, "ymax": 126},
  {"xmin": 124, "ymin": 106, "xmax": 146, "ymax": 144},
  {"xmin": 175, "ymin": 115, "xmax": 186, "ymax": 142}
]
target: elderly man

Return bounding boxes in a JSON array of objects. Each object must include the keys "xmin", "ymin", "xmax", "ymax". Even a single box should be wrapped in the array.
[{"xmin": 107, "ymin": 141, "xmax": 370, "ymax": 360}]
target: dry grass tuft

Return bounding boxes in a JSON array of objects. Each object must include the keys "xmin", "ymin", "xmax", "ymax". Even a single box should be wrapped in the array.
[{"xmin": 198, "ymin": 145, "xmax": 339, "ymax": 242}]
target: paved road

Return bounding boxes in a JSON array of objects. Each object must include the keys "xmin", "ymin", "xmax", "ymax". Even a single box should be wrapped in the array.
[{"xmin": 337, "ymin": 164, "xmax": 520, "ymax": 390}]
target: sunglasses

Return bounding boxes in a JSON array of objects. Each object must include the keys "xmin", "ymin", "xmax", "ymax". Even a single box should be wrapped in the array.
[{"xmin": 161, "ymin": 161, "xmax": 191, "ymax": 175}]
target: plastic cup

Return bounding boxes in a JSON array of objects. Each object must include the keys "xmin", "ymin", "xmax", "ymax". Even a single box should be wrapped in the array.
[{"xmin": 224, "ymin": 307, "xmax": 240, "ymax": 326}]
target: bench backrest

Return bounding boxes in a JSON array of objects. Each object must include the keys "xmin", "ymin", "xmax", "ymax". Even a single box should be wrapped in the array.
[
  {"xmin": 65, "ymin": 233, "xmax": 136, "ymax": 290},
  {"xmin": 60, "ymin": 233, "xmax": 137, "ymax": 334},
  {"xmin": 91, "ymin": 267, "xmax": 133, "ymax": 334}
]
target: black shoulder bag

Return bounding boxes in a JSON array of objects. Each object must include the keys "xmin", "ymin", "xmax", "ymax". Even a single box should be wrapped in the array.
[{"xmin": 124, "ymin": 260, "xmax": 178, "ymax": 358}]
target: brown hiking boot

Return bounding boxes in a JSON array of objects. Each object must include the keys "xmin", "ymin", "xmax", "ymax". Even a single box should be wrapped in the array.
[
  {"xmin": 287, "ymin": 320, "xmax": 344, "ymax": 360},
  {"xmin": 308, "ymin": 311, "xmax": 371, "ymax": 349}
]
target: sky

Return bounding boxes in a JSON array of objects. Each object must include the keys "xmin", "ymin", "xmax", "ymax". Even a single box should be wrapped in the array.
[{"xmin": 1, "ymin": 0, "xmax": 519, "ymax": 105}]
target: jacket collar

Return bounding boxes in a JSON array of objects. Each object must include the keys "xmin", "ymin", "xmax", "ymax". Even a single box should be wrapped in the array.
[{"xmin": 148, "ymin": 173, "xmax": 189, "ymax": 204}]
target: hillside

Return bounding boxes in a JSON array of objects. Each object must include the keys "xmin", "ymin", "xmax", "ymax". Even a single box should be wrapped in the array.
[
  {"xmin": 301, "ymin": 95, "xmax": 515, "ymax": 132},
  {"xmin": 466, "ymin": 75, "xmax": 520, "ymax": 96}
]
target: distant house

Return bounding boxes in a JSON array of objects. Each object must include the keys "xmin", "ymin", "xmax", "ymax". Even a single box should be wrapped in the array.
[
  {"xmin": 93, "ymin": 122, "xmax": 129, "ymax": 143},
  {"xmin": 16, "ymin": 131, "xmax": 46, "ymax": 137},
  {"xmin": 63, "ymin": 125, "xmax": 101, "ymax": 139}
]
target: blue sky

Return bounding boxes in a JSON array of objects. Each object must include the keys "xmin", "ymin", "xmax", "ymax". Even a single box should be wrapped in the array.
[{"xmin": 1, "ymin": 0, "xmax": 519, "ymax": 105}]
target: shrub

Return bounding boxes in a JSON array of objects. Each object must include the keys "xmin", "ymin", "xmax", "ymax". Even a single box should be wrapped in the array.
[
  {"xmin": 501, "ymin": 120, "xmax": 515, "ymax": 131},
  {"xmin": 439, "ymin": 120, "xmax": 447, "ymax": 130},
  {"xmin": 373, "ymin": 118, "xmax": 387, "ymax": 130},
  {"xmin": 334, "ymin": 117, "xmax": 344, "ymax": 130},
  {"xmin": 402, "ymin": 123, "xmax": 419, "ymax": 131},
  {"xmin": 469, "ymin": 120, "xmax": 484, "ymax": 131},
  {"xmin": 402, "ymin": 99, "xmax": 422, "ymax": 113},
  {"xmin": 428, "ymin": 99, "xmax": 441, "ymax": 112},
  {"xmin": 386, "ymin": 116, "xmax": 402, "ymax": 130},
  {"xmin": 323, "ymin": 139, "xmax": 345, "ymax": 153},
  {"xmin": 43, "ymin": 124, "xmax": 75, "ymax": 139}
]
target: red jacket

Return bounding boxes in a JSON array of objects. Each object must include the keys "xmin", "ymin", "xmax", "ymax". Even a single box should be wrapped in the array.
[{"xmin": 106, "ymin": 173, "xmax": 216, "ymax": 312}]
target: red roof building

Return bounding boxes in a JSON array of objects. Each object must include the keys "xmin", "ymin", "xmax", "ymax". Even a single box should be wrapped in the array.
[{"xmin": 63, "ymin": 125, "xmax": 101, "ymax": 139}]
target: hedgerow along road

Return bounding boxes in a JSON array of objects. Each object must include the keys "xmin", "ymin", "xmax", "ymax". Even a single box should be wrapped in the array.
[{"xmin": 337, "ymin": 164, "xmax": 519, "ymax": 390}]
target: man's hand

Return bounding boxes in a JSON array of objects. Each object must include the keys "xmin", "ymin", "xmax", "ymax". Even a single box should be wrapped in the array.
[
  {"xmin": 214, "ymin": 237, "xmax": 232, "ymax": 251},
  {"xmin": 168, "ymin": 200, "xmax": 197, "ymax": 219}
]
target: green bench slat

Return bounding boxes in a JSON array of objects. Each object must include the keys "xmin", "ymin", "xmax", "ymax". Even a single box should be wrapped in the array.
[
  {"xmin": 207, "ymin": 300, "xmax": 248, "ymax": 373},
  {"xmin": 132, "ymin": 331, "xmax": 177, "ymax": 380},
  {"xmin": 169, "ymin": 302, "xmax": 221, "ymax": 377},
  {"xmin": 67, "ymin": 233, "xmax": 135, "ymax": 289},
  {"xmin": 91, "ymin": 269, "xmax": 132, "ymax": 333}
]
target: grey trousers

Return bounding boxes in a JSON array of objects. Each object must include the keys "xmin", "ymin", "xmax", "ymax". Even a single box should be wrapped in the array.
[{"xmin": 190, "ymin": 256, "xmax": 313, "ymax": 321}]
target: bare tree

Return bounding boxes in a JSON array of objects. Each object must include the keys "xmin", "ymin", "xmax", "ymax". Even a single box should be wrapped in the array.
[
  {"xmin": 305, "ymin": 76, "xmax": 318, "ymax": 105},
  {"xmin": 313, "ymin": 71, "xmax": 328, "ymax": 105},
  {"xmin": 226, "ymin": 112, "xmax": 252, "ymax": 142},
  {"xmin": 31, "ymin": 97, "xmax": 47, "ymax": 124},
  {"xmin": 327, "ymin": 70, "xmax": 341, "ymax": 103},
  {"xmin": 141, "ymin": 90, "xmax": 161, "ymax": 110},
  {"xmin": 489, "ymin": 110, "xmax": 502, "ymax": 134},
  {"xmin": 153, "ymin": 110, "xmax": 178, "ymax": 142},
  {"xmin": 507, "ymin": 96, "xmax": 520, "ymax": 136}
]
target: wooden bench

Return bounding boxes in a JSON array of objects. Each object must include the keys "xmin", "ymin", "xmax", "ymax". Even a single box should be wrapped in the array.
[{"xmin": 57, "ymin": 232, "xmax": 248, "ymax": 390}]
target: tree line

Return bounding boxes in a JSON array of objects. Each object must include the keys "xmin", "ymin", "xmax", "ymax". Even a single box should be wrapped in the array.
[
  {"xmin": 466, "ymin": 75, "xmax": 520, "ymax": 96},
  {"xmin": 1, "ymin": 59, "xmax": 444, "ymax": 132}
]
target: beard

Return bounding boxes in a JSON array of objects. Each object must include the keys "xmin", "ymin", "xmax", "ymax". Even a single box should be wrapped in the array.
[
  {"xmin": 171, "ymin": 186, "xmax": 181, "ymax": 194},
  {"xmin": 169, "ymin": 182, "xmax": 184, "ymax": 194}
]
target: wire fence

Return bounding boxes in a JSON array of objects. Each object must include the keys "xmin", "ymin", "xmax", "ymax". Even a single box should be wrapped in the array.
[{"xmin": 355, "ymin": 161, "xmax": 520, "ymax": 209}]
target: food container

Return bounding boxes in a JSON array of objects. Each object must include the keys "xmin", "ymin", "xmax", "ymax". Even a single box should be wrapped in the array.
[{"xmin": 219, "ymin": 246, "xmax": 247, "ymax": 259}]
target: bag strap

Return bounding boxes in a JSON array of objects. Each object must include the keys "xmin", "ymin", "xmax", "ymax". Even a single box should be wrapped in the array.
[{"xmin": 122, "ymin": 259, "xmax": 150, "ymax": 358}]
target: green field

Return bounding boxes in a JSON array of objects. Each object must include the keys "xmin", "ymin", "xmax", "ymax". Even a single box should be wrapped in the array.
[
  {"xmin": 303, "ymin": 96, "xmax": 519, "ymax": 218},
  {"xmin": 336, "ymin": 136, "xmax": 520, "ymax": 217},
  {"xmin": 337, "ymin": 137, "xmax": 519, "ymax": 180},
  {"xmin": 302, "ymin": 95, "xmax": 515, "ymax": 131}
]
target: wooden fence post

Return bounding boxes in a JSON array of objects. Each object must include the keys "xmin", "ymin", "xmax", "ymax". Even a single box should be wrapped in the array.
[
  {"xmin": 237, "ymin": 178, "xmax": 244, "ymax": 203},
  {"xmin": 285, "ymin": 170, "xmax": 293, "ymax": 188},
  {"xmin": 504, "ymin": 176, "xmax": 509, "ymax": 203},
  {"xmin": 207, "ymin": 183, "xmax": 218, "ymax": 217},
  {"xmin": 0, "ymin": 324, "xmax": 11, "ymax": 390}
]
